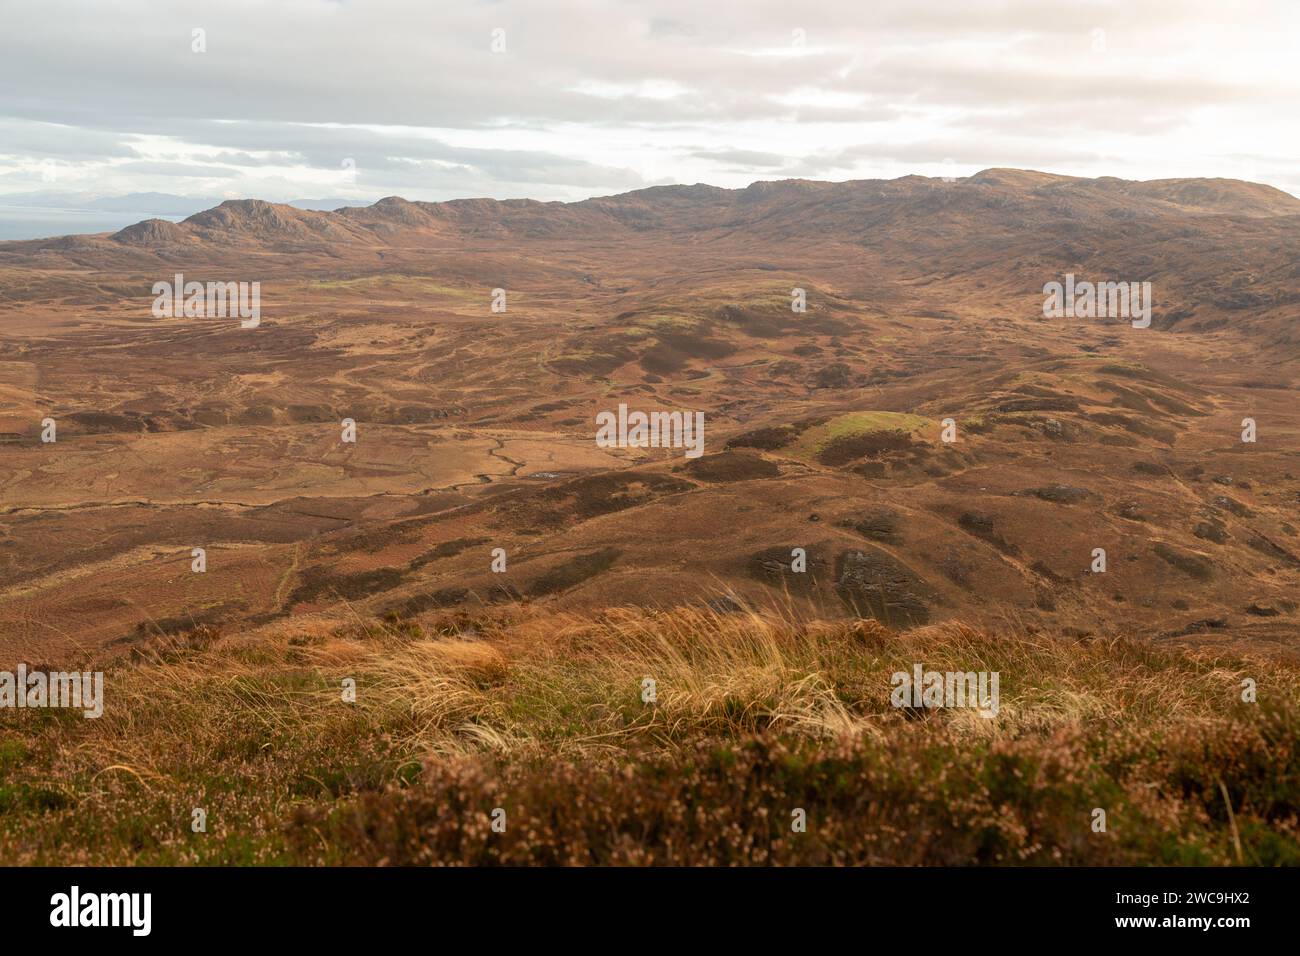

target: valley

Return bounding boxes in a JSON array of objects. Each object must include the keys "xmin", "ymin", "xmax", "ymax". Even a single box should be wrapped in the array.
[{"xmin": 1, "ymin": 169, "xmax": 1297, "ymax": 664}]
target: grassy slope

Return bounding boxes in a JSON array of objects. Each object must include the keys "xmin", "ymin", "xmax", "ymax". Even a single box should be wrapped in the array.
[{"xmin": 0, "ymin": 606, "xmax": 1296, "ymax": 865}]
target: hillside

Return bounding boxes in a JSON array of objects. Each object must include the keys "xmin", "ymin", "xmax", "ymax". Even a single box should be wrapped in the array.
[
  {"xmin": 0, "ymin": 170, "xmax": 1297, "ymax": 663},
  {"xmin": 0, "ymin": 605, "xmax": 1295, "ymax": 865}
]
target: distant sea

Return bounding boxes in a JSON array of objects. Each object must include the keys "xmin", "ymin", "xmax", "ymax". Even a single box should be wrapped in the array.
[
  {"xmin": 0, "ymin": 196, "xmax": 366, "ymax": 241},
  {"xmin": 0, "ymin": 205, "xmax": 184, "ymax": 241}
]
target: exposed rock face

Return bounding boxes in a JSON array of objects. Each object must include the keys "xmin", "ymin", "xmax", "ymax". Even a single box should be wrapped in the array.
[{"xmin": 835, "ymin": 549, "xmax": 934, "ymax": 625}]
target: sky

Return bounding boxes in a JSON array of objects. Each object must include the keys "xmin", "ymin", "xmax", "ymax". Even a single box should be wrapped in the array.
[{"xmin": 0, "ymin": 0, "xmax": 1297, "ymax": 237}]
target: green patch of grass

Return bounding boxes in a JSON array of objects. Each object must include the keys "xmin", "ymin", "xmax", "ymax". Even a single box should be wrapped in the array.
[
  {"xmin": 787, "ymin": 411, "xmax": 933, "ymax": 462},
  {"xmin": 0, "ymin": 738, "xmax": 30, "ymax": 774},
  {"xmin": 634, "ymin": 313, "xmax": 701, "ymax": 332}
]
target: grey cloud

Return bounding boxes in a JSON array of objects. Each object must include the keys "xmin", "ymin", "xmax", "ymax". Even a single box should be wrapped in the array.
[
  {"xmin": 0, "ymin": 0, "xmax": 1293, "ymax": 205},
  {"xmin": 0, "ymin": 118, "xmax": 139, "ymax": 160},
  {"xmin": 1, "ymin": 0, "xmax": 1273, "ymax": 132}
]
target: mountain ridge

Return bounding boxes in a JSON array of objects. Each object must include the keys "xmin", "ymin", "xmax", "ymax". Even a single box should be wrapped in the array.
[{"xmin": 2, "ymin": 168, "xmax": 1297, "ymax": 252}]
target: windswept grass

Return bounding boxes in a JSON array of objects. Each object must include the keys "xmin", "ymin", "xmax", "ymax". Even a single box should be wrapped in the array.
[{"xmin": 0, "ymin": 606, "xmax": 1296, "ymax": 864}]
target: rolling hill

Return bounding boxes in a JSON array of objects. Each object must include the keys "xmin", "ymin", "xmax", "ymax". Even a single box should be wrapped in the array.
[{"xmin": 0, "ymin": 169, "xmax": 1297, "ymax": 662}]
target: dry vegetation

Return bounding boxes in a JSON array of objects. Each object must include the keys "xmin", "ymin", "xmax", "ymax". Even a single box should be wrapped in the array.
[
  {"xmin": 1, "ymin": 604, "xmax": 1296, "ymax": 865},
  {"xmin": 5, "ymin": 175, "xmax": 1300, "ymax": 658}
]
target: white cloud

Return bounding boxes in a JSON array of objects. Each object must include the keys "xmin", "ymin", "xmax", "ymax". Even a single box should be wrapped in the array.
[{"xmin": 0, "ymin": 0, "xmax": 1295, "ymax": 217}]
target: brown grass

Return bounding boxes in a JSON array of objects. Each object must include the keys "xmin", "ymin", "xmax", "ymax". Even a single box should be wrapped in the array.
[{"xmin": 0, "ymin": 604, "xmax": 1296, "ymax": 865}]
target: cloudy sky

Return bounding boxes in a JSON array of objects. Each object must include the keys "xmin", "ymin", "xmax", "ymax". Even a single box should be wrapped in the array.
[{"xmin": 0, "ymin": 0, "xmax": 1296, "ymax": 236}]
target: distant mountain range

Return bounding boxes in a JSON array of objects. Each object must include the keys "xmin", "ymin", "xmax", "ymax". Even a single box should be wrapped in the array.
[
  {"xmin": 3, "ymin": 169, "xmax": 1300, "ymax": 243},
  {"xmin": 6, "ymin": 169, "xmax": 1297, "ymax": 344},
  {"xmin": 0, "ymin": 191, "xmax": 373, "ymax": 240}
]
